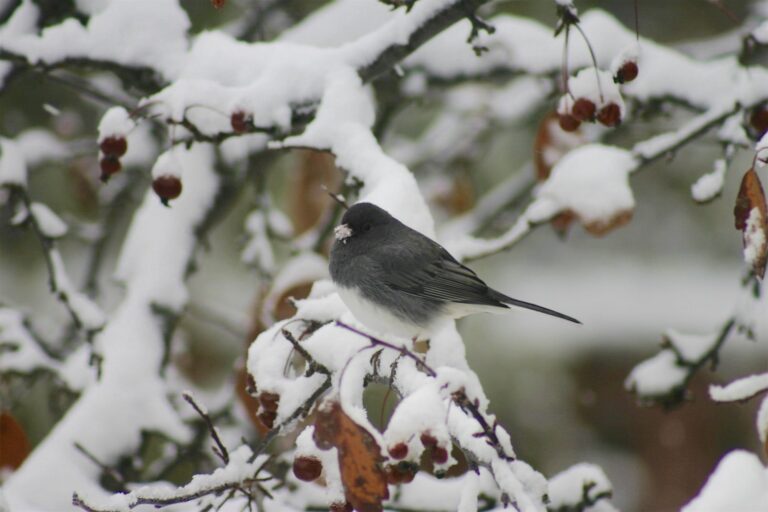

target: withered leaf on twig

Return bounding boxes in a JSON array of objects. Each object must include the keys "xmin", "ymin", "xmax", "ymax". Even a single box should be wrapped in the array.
[
  {"xmin": 734, "ymin": 168, "xmax": 768, "ymax": 279},
  {"xmin": 314, "ymin": 401, "xmax": 388, "ymax": 512},
  {"xmin": 0, "ymin": 412, "xmax": 30, "ymax": 470}
]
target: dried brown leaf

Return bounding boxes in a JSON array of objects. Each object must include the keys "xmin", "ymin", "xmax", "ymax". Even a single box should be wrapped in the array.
[
  {"xmin": 583, "ymin": 209, "xmax": 634, "ymax": 237},
  {"xmin": 0, "ymin": 412, "xmax": 29, "ymax": 470},
  {"xmin": 734, "ymin": 168, "xmax": 768, "ymax": 278},
  {"xmin": 314, "ymin": 401, "xmax": 388, "ymax": 512}
]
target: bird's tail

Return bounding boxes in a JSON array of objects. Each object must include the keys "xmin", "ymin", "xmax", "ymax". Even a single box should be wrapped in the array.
[{"xmin": 488, "ymin": 289, "xmax": 581, "ymax": 324}]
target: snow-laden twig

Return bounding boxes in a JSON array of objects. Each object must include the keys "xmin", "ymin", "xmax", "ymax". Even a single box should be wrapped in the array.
[
  {"xmin": 626, "ymin": 317, "xmax": 736, "ymax": 407},
  {"xmin": 5, "ymin": 185, "xmax": 106, "ymax": 335}
]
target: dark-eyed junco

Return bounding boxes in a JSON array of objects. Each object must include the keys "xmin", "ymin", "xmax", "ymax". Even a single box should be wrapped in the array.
[{"xmin": 329, "ymin": 202, "xmax": 579, "ymax": 339}]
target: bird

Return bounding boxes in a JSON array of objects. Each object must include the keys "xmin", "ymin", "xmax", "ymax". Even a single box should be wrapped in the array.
[{"xmin": 329, "ymin": 202, "xmax": 580, "ymax": 339}]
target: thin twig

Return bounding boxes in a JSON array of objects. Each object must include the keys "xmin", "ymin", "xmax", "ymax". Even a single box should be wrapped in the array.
[
  {"xmin": 73, "ymin": 442, "xmax": 127, "ymax": 491},
  {"xmin": 280, "ymin": 329, "xmax": 331, "ymax": 376},
  {"xmin": 182, "ymin": 392, "xmax": 230, "ymax": 464}
]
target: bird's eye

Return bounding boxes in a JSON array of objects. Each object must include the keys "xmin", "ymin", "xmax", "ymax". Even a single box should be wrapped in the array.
[{"xmin": 363, "ymin": 223, "xmax": 372, "ymax": 232}]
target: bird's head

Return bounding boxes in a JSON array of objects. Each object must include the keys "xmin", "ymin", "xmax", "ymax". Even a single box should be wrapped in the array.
[{"xmin": 334, "ymin": 202, "xmax": 393, "ymax": 244}]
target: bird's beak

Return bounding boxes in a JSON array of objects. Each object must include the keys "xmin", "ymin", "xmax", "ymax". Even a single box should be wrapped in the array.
[{"xmin": 334, "ymin": 223, "xmax": 352, "ymax": 243}]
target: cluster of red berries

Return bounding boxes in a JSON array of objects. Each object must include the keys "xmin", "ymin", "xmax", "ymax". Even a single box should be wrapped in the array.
[
  {"xmin": 254, "ymin": 391, "xmax": 279, "ymax": 429},
  {"xmin": 99, "ymin": 134, "xmax": 182, "ymax": 206},
  {"xmin": 99, "ymin": 136, "xmax": 127, "ymax": 182},
  {"xmin": 558, "ymin": 97, "xmax": 622, "ymax": 132},
  {"xmin": 385, "ymin": 432, "xmax": 451, "ymax": 482},
  {"xmin": 557, "ymin": 60, "xmax": 638, "ymax": 133}
]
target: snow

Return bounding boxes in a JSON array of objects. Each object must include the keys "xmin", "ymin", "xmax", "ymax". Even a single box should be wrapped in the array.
[
  {"xmin": 49, "ymin": 249, "xmax": 105, "ymax": 331},
  {"xmin": 757, "ymin": 133, "xmax": 768, "ymax": 168},
  {"xmin": 663, "ymin": 329, "xmax": 719, "ymax": 364},
  {"xmin": 633, "ymin": 100, "xmax": 739, "ymax": 161},
  {"xmin": 97, "ymin": 106, "xmax": 135, "ymax": 140},
  {"xmin": 682, "ymin": 450, "xmax": 768, "ymax": 512},
  {"xmin": 691, "ymin": 159, "xmax": 726, "ymax": 203},
  {"xmin": 150, "ymin": 148, "xmax": 183, "ymax": 179},
  {"xmin": 0, "ymin": 138, "xmax": 27, "ymax": 187},
  {"xmin": 0, "ymin": 0, "xmax": 190, "ymax": 79},
  {"xmin": 752, "ymin": 19, "xmax": 768, "ymax": 44},
  {"xmin": 16, "ymin": 129, "xmax": 69, "ymax": 166},
  {"xmin": 29, "ymin": 202, "xmax": 67, "ymax": 238},
  {"xmin": 5, "ymin": 143, "xmax": 218, "ymax": 510},
  {"xmin": 759, "ymin": 395, "xmax": 768, "ymax": 444},
  {"xmin": 0, "ymin": 307, "xmax": 59, "ymax": 374},
  {"xmin": 742, "ymin": 207, "xmax": 766, "ymax": 270},
  {"xmin": 534, "ymin": 144, "xmax": 636, "ymax": 227},
  {"xmin": 709, "ymin": 373, "xmax": 768, "ymax": 402},
  {"xmin": 7, "ymin": 2, "xmax": 761, "ymax": 511},
  {"xmin": 624, "ymin": 350, "xmax": 687, "ymax": 398},
  {"xmin": 85, "ymin": 446, "xmax": 270, "ymax": 511},
  {"xmin": 0, "ymin": 0, "xmax": 37, "ymax": 86},
  {"xmin": 548, "ymin": 463, "xmax": 614, "ymax": 512},
  {"xmin": 383, "ymin": 383, "xmax": 451, "ymax": 462},
  {"xmin": 241, "ymin": 211, "xmax": 275, "ymax": 272}
]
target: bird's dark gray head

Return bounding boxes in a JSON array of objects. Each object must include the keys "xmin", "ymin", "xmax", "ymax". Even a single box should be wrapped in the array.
[{"xmin": 334, "ymin": 202, "xmax": 394, "ymax": 245}]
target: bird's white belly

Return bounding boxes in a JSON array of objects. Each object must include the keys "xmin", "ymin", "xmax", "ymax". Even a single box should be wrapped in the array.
[{"xmin": 336, "ymin": 286, "xmax": 424, "ymax": 339}]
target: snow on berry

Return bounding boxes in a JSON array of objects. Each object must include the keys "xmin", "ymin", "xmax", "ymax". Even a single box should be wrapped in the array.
[{"xmin": 97, "ymin": 106, "xmax": 135, "ymax": 142}]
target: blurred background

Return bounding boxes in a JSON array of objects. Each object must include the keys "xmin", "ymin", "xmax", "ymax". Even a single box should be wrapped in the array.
[{"xmin": 1, "ymin": 1, "xmax": 767, "ymax": 511}]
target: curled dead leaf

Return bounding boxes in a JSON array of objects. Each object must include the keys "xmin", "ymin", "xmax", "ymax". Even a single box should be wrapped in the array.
[
  {"xmin": 734, "ymin": 168, "xmax": 768, "ymax": 278},
  {"xmin": 314, "ymin": 401, "xmax": 388, "ymax": 512},
  {"xmin": 551, "ymin": 211, "xmax": 576, "ymax": 238},
  {"xmin": 583, "ymin": 209, "xmax": 634, "ymax": 237},
  {"xmin": 0, "ymin": 412, "xmax": 30, "ymax": 470},
  {"xmin": 290, "ymin": 150, "xmax": 339, "ymax": 236},
  {"xmin": 434, "ymin": 173, "xmax": 474, "ymax": 214}
]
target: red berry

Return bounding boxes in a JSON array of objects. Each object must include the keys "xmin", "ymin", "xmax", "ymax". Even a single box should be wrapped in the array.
[
  {"xmin": 292, "ymin": 455, "xmax": 323, "ymax": 481},
  {"xmin": 432, "ymin": 447, "xmax": 449, "ymax": 465},
  {"xmin": 750, "ymin": 107, "xmax": 768, "ymax": 137},
  {"xmin": 230, "ymin": 111, "xmax": 250, "ymax": 133},
  {"xmin": 615, "ymin": 60, "xmax": 639, "ymax": 84},
  {"xmin": 211, "ymin": 0, "xmax": 226, "ymax": 8},
  {"xmin": 558, "ymin": 113, "xmax": 581, "ymax": 132},
  {"xmin": 152, "ymin": 175, "xmax": 182, "ymax": 206},
  {"xmin": 99, "ymin": 136, "xmax": 127, "ymax": 157},
  {"xmin": 400, "ymin": 466, "xmax": 416, "ymax": 483},
  {"xmin": 385, "ymin": 465, "xmax": 402, "ymax": 484},
  {"xmin": 388, "ymin": 442, "xmax": 408, "ymax": 460},
  {"xmin": 257, "ymin": 410, "xmax": 276, "ymax": 428},
  {"xmin": 571, "ymin": 98, "xmax": 596, "ymax": 122},
  {"xmin": 596, "ymin": 103, "xmax": 621, "ymax": 127},
  {"xmin": 99, "ymin": 156, "xmax": 121, "ymax": 182},
  {"xmin": 419, "ymin": 433, "xmax": 437, "ymax": 448},
  {"xmin": 258, "ymin": 392, "xmax": 279, "ymax": 412}
]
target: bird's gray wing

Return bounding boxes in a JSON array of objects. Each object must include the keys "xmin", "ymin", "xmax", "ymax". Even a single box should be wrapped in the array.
[{"xmin": 380, "ymin": 240, "xmax": 505, "ymax": 308}]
